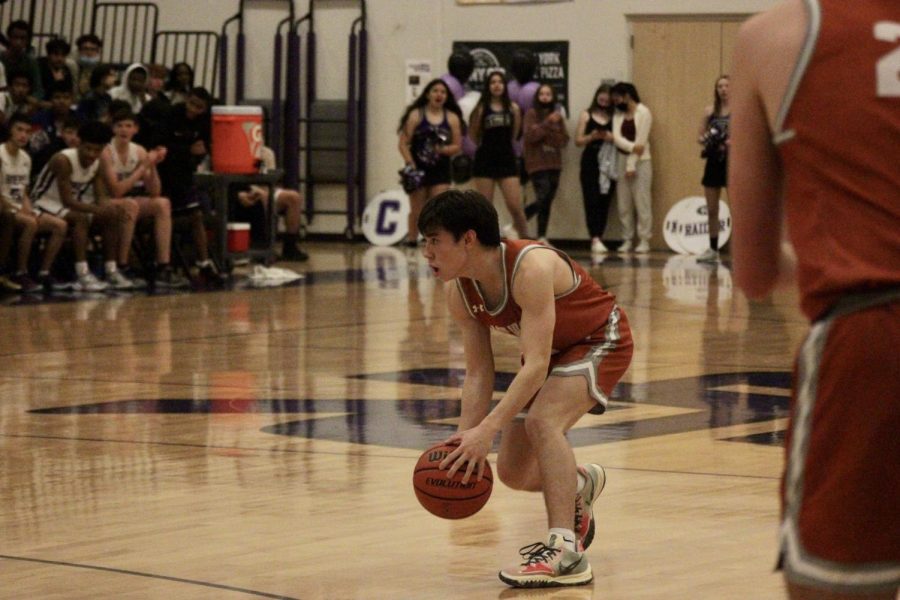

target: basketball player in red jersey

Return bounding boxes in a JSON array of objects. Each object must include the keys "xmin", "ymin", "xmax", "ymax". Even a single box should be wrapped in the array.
[
  {"xmin": 730, "ymin": 1, "xmax": 899, "ymax": 598},
  {"xmin": 418, "ymin": 189, "xmax": 633, "ymax": 588}
]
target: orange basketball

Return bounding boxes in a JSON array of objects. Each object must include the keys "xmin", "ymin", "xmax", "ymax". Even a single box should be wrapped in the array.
[{"xmin": 413, "ymin": 444, "xmax": 493, "ymax": 519}]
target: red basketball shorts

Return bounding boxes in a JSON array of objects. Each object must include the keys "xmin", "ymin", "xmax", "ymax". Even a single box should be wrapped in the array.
[
  {"xmin": 547, "ymin": 305, "xmax": 634, "ymax": 413},
  {"xmin": 779, "ymin": 300, "xmax": 900, "ymax": 594}
]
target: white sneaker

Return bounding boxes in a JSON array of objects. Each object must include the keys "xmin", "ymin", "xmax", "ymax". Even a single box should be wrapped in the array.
[
  {"xmin": 591, "ymin": 238, "xmax": 608, "ymax": 254},
  {"xmin": 74, "ymin": 272, "xmax": 109, "ymax": 292},
  {"xmin": 575, "ymin": 464, "xmax": 607, "ymax": 551},
  {"xmin": 618, "ymin": 240, "xmax": 632, "ymax": 253},
  {"xmin": 634, "ymin": 240, "xmax": 651, "ymax": 254},
  {"xmin": 498, "ymin": 533, "xmax": 593, "ymax": 588},
  {"xmin": 696, "ymin": 248, "xmax": 719, "ymax": 263},
  {"xmin": 501, "ymin": 224, "xmax": 519, "ymax": 240},
  {"xmin": 105, "ymin": 270, "xmax": 135, "ymax": 290}
]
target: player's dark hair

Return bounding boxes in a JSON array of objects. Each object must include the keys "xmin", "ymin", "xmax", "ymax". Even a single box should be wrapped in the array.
[
  {"xmin": 111, "ymin": 108, "xmax": 137, "ymax": 125},
  {"xmin": 188, "ymin": 86, "xmax": 213, "ymax": 107},
  {"xmin": 7, "ymin": 113, "xmax": 33, "ymax": 130},
  {"xmin": 418, "ymin": 189, "xmax": 501, "ymax": 247},
  {"xmin": 61, "ymin": 115, "xmax": 80, "ymax": 131},
  {"xmin": 89, "ymin": 63, "xmax": 116, "ymax": 89},
  {"xmin": 8, "ymin": 68, "xmax": 32, "ymax": 87},
  {"xmin": 47, "ymin": 80, "xmax": 73, "ymax": 98},
  {"xmin": 6, "ymin": 20, "xmax": 31, "ymax": 41},
  {"xmin": 107, "ymin": 99, "xmax": 131, "ymax": 118},
  {"xmin": 46, "ymin": 37, "xmax": 71, "ymax": 56},
  {"xmin": 78, "ymin": 120, "xmax": 113, "ymax": 146}
]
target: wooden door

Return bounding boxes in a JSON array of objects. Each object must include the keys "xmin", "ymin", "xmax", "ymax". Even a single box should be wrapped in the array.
[{"xmin": 631, "ymin": 17, "xmax": 749, "ymax": 250}]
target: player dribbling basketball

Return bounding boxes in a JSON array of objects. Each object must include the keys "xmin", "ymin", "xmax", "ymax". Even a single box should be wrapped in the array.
[{"xmin": 419, "ymin": 189, "xmax": 633, "ymax": 588}]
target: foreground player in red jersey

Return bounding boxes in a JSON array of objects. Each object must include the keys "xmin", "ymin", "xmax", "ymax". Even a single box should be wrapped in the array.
[
  {"xmin": 418, "ymin": 189, "xmax": 633, "ymax": 588},
  {"xmin": 730, "ymin": 1, "xmax": 899, "ymax": 598}
]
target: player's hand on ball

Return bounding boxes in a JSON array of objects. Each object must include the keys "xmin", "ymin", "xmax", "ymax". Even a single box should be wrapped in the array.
[{"xmin": 440, "ymin": 425, "xmax": 494, "ymax": 484}]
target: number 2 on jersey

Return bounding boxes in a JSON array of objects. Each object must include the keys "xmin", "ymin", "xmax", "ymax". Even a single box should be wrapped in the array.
[{"xmin": 874, "ymin": 21, "xmax": 900, "ymax": 96}]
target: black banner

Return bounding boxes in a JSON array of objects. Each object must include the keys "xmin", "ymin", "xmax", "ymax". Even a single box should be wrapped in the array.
[{"xmin": 452, "ymin": 40, "xmax": 570, "ymax": 114}]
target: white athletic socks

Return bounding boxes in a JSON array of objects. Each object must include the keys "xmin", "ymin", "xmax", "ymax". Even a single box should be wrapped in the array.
[
  {"xmin": 576, "ymin": 471, "xmax": 586, "ymax": 493},
  {"xmin": 549, "ymin": 528, "xmax": 578, "ymax": 552}
]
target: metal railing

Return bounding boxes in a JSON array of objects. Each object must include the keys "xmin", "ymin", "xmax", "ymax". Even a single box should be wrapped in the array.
[
  {"xmin": 153, "ymin": 30, "xmax": 219, "ymax": 92},
  {"xmin": 91, "ymin": 2, "xmax": 158, "ymax": 68}
]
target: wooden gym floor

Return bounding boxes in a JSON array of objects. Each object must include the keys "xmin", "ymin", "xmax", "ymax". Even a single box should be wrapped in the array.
[{"xmin": 0, "ymin": 241, "xmax": 804, "ymax": 599}]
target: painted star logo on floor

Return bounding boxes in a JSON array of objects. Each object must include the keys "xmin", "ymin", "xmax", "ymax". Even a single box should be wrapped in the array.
[{"xmin": 28, "ymin": 370, "xmax": 791, "ymax": 450}]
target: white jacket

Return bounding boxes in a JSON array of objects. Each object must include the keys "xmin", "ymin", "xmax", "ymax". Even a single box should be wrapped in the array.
[
  {"xmin": 110, "ymin": 63, "xmax": 151, "ymax": 113},
  {"xmin": 612, "ymin": 103, "xmax": 652, "ymax": 173}
]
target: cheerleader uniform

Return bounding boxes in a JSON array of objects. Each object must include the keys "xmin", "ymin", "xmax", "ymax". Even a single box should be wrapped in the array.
[{"xmin": 473, "ymin": 105, "xmax": 518, "ymax": 179}]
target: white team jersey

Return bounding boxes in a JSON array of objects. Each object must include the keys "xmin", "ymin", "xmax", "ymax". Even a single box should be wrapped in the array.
[
  {"xmin": 0, "ymin": 143, "xmax": 32, "ymax": 211},
  {"xmin": 32, "ymin": 148, "xmax": 100, "ymax": 215},
  {"xmin": 108, "ymin": 141, "xmax": 146, "ymax": 196}
]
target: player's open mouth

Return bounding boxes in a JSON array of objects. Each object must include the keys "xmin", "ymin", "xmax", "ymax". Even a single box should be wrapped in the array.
[{"xmin": 429, "ymin": 264, "xmax": 439, "ymax": 275}]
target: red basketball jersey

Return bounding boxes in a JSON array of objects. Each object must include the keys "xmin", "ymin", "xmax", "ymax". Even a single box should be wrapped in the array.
[
  {"xmin": 455, "ymin": 240, "xmax": 617, "ymax": 350},
  {"xmin": 775, "ymin": 0, "xmax": 900, "ymax": 320}
]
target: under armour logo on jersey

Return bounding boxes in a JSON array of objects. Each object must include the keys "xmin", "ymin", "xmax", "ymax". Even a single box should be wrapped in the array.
[{"xmin": 471, "ymin": 304, "xmax": 486, "ymax": 314}]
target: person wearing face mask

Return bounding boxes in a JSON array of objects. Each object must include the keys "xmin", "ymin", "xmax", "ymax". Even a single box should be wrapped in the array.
[
  {"xmin": 611, "ymin": 82, "xmax": 653, "ymax": 254},
  {"xmin": 575, "ymin": 84, "xmax": 616, "ymax": 254},
  {"xmin": 75, "ymin": 34, "xmax": 103, "ymax": 97},
  {"xmin": 522, "ymin": 83, "xmax": 569, "ymax": 244}
]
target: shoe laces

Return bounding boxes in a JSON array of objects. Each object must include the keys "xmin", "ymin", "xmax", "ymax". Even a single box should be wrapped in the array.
[{"xmin": 517, "ymin": 542, "xmax": 561, "ymax": 566}]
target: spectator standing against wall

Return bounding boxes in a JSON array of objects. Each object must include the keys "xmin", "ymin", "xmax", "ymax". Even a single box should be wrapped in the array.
[
  {"xmin": 575, "ymin": 84, "xmax": 616, "ymax": 255},
  {"xmin": 522, "ymin": 83, "xmax": 569, "ymax": 244},
  {"xmin": 470, "ymin": 70, "xmax": 529, "ymax": 240},
  {"xmin": 611, "ymin": 82, "xmax": 653, "ymax": 254},
  {"xmin": 397, "ymin": 78, "xmax": 463, "ymax": 247},
  {"xmin": 696, "ymin": 75, "xmax": 730, "ymax": 263}
]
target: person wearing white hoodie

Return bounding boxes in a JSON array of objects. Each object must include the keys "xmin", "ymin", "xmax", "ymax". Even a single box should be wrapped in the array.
[{"xmin": 109, "ymin": 63, "xmax": 150, "ymax": 113}]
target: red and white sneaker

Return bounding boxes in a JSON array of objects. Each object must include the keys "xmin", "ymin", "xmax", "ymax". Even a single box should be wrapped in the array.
[
  {"xmin": 574, "ymin": 464, "xmax": 606, "ymax": 551},
  {"xmin": 499, "ymin": 533, "xmax": 593, "ymax": 588}
]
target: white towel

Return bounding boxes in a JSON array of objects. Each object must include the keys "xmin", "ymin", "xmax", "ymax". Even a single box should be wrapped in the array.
[{"xmin": 246, "ymin": 265, "xmax": 305, "ymax": 287}]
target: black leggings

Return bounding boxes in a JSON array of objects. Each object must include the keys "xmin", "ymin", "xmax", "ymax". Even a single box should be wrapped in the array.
[
  {"xmin": 525, "ymin": 170, "xmax": 560, "ymax": 238},
  {"xmin": 580, "ymin": 158, "xmax": 615, "ymax": 239}
]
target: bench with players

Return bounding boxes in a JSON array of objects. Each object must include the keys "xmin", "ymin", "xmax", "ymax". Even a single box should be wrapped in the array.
[{"xmin": 0, "ymin": 19, "xmax": 308, "ymax": 294}]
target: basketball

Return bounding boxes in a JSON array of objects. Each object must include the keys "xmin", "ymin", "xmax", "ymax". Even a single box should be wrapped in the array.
[{"xmin": 413, "ymin": 444, "xmax": 493, "ymax": 519}]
